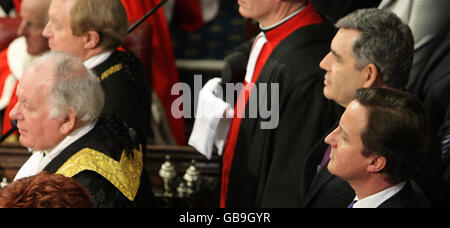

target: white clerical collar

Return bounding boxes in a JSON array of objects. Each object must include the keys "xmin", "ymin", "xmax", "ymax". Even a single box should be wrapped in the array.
[
  {"xmin": 259, "ymin": 5, "xmax": 306, "ymax": 31},
  {"xmin": 353, "ymin": 181, "xmax": 407, "ymax": 208},
  {"xmin": 84, "ymin": 51, "xmax": 113, "ymax": 69},
  {"xmin": 37, "ymin": 121, "xmax": 97, "ymax": 171}
]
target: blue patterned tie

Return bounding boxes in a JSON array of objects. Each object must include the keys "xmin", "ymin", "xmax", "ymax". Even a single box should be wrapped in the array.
[
  {"xmin": 347, "ymin": 200, "xmax": 358, "ymax": 208},
  {"xmin": 443, "ymin": 131, "xmax": 450, "ymax": 158}
]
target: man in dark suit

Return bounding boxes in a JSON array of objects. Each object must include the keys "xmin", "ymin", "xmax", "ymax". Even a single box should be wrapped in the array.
[
  {"xmin": 443, "ymin": 106, "xmax": 450, "ymax": 195},
  {"xmin": 325, "ymin": 88, "xmax": 429, "ymax": 208},
  {"xmin": 301, "ymin": 8, "xmax": 441, "ymax": 207},
  {"xmin": 218, "ymin": 0, "xmax": 344, "ymax": 208},
  {"xmin": 42, "ymin": 0, "xmax": 151, "ymax": 148},
  {"xmin": 413, "ymin": 30, "xmax": 450, "ymax": 178}
]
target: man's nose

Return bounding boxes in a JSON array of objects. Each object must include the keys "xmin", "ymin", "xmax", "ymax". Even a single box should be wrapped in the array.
[
  {"xmin": 16, "ymin": 21, "xmax": 26, "ymax": 37},
  {"xmin": 9, "ymin": 103, "xmax": 22, "ymax": 121},
  {"xmin": 324, "ymin": 128, "xmax": 337, "ymax": 146},
  {"xmin": 319, "ymin": 52, "xmax": 332, "ymax": 71},
  {"xmin": 42, "ymin": 21, "xmax": 52, "ymax": 38}
]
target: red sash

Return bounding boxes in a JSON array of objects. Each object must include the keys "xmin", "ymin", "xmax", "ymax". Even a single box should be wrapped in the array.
[{"xmin": 220, "ymin": 3, "xmax": 324, "ymax": 207}]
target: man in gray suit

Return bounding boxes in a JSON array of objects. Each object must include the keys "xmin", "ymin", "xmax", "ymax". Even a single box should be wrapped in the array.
[{"xmin": 379, "ymin": 0, "xmax": 450, "ymax": 91}]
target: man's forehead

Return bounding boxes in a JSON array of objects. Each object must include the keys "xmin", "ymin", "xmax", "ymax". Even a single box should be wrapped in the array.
[
  {"xmin": 342, "ymin": 101, "xmax": 368, "ymax": 133},
  {"xmin": 49, "ymin": 0, "xmax": 76, "ymax": 21},
  {"xmin": 334, "ymin": 28, "xmax": 362, "ymax": 45},
  {"xmin": 331, "ymin": 28, "xmax": 362, "ymax": 59},
  {"xmin": 52, "ymin": 0, "xmax": 77, "ymax": 8},
  {"xmin": 20, "ymin": 65, "xmax": 54, "ymax": 89}
]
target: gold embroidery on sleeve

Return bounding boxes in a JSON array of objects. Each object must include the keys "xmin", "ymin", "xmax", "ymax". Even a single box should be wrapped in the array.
[
  {"xmin": 56, "ymin": 146, "xmax": 143, "ymax": 201},
  {"xmin": 100, "ymin": 63, "xmax": 123, "ymax": 81}
]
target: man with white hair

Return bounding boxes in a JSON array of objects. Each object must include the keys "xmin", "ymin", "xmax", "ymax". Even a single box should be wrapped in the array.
[{"xmin": 11, "ymin": 51, "xmax": 155, "ymax": 208}]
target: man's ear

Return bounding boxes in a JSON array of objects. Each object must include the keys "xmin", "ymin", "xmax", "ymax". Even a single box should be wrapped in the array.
[
  {"xmin": 367, "ymin": 155, "xmax": 386, "ymax": 173},
  {"xmin": 83, "ymin": 31, "xmax": 101, "ymax": 49},
  {"xmin": 60, "ymin": 108, "xmax": 77, "ymax": 135},
  {"xmin": 362, "ymin": 63, "xmax": 380, "ymax": 88}
]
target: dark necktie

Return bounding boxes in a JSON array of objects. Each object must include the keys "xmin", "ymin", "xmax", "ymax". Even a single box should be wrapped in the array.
[
  {"xmin": 347, "ymin": 200, "xmax": 358, "ymax": 208},
  {"xmin": 318, "ymin": 146, "xmax": 331, "ymax": 172}
]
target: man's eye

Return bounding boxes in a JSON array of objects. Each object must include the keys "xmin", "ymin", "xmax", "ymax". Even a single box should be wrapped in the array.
[{"xmin": 24, "ymin": 105, "xmax": 32, "ymax": 111}]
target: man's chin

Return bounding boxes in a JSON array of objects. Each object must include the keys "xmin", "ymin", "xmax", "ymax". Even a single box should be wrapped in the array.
[
  {"xmin": 323, "ymin": 88, "xmax": 332, "ymax": 100},
  {"xmin": 27, "ymin": 47, "xmax": 48, "ymax": 57},
  {"xmin": 19, "ymin": 137, "xmax": 31, "ymax": 149},
  {"xmin": 26, "ymin": 47, "xmax": 39, "ymax": 57}
]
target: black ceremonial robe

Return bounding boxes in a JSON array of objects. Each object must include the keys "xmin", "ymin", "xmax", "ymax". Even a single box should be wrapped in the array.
[
  {"xmin": 92, "ymin": 50, "xmax": 152, "ymax": 147},
  {"xmin": 43, "ymin": 118, "xmax": 155, "ymax": 208},
  {"xmin": 222, "ymin": 22, "xmax": 343, "ymax": 208},
  {"xmin": 309, "ymin": 0, "xmax": 381, "ymax": 23}
]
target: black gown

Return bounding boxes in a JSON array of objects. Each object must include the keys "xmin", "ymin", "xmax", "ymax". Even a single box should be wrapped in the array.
[
  {"xmin": 309, "ymin": 0, "xmax": 381, "ymax": 23},
  {"xmin": 43, "ymin": 117, "xmax": 155, "ymax": 208},
  {"xmin": 222, "ymin": 22, "xmax": 343, "ymax": 208},
  {"xmin": 92, "ymin": 50, "xmax": 152, "ymax": 147}
]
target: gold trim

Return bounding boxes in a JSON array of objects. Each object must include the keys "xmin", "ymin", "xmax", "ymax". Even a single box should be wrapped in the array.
[
  {"xmin": 56, "ymin": 146, "xmax": 143, "ymax": 201},
  {"xmin": 100, "ymin": 63, "xmax": 122, "ymax": 81}
]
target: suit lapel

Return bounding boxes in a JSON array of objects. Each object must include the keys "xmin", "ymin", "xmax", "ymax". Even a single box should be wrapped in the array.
[
  {"xmin": 303, "ymin": 161, "xmax": 335, "ymax": 206},
  {"xmin": 301, "ymin": 133, "xmax": 329, "ymax": 201},
  {"xmin": 416, "ymin": 33, "xmax": 449, "ymax": 98},
  {"xmin": 302, "ymin": 123, "xmax": 338, "ymax": 206},
  {"xmin": 377, "ymin": 182, "xmax": 411, "ymax": 208}
]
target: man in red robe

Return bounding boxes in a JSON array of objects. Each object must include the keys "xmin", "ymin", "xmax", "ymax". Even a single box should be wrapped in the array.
[{"xmin": 0, "ymin": 0, "xmax": 50, "ymax": 137}]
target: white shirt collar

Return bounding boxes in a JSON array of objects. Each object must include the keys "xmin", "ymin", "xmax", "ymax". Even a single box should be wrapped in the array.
[
  {"xmin": 83, "ymin": 51, "xmax": 113, "ymax": 69},
  {"xmin": 14, "ymin": 121, "xmax": 97, "ymax": 181},
  {"xmin": 353, "ymin": 181, "xmax": 407, "ymax": 208},
  {"xmin": 259, "ymin": 5, "xmax": 306, "ymax": 31}
]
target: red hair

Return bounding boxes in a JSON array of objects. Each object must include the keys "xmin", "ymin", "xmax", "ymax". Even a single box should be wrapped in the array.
[{"xmin": 0, "ymin": 172, "xmax": 93, "ymax": 208}]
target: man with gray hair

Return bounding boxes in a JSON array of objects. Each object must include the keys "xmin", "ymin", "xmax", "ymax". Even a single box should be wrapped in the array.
[
  {"xmin": 210, "ymin": 0, "xmax": 342, "ymax": 208},
  {"xmin": 301, "ymin": 8, "xmax": 443, "ymax": 207},
  {"xmin": 43, "ymin": 0, "xmax": 152, "ymax": 148},
  {"xmin": 11, "ymin": 51, "xmax": 154, "ymax": 208}
]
